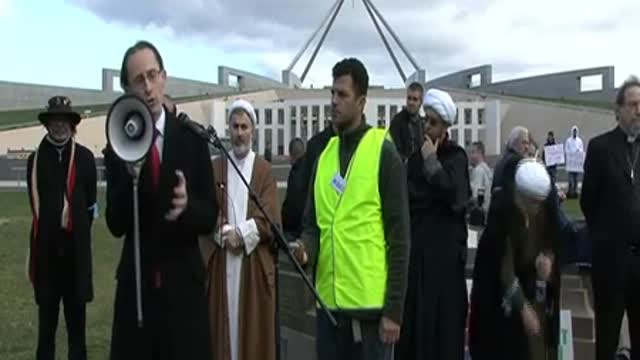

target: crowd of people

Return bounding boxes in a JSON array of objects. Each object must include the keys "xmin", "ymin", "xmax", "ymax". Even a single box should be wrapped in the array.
[{"xmin": 23, "ymin": 38, "xmax": 640, "ymax": 360}]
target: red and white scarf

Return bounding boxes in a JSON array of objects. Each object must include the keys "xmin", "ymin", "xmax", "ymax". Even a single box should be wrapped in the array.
[{"xmin": 28, "ymin": 139, "xmax": 77, "ymax": 282}]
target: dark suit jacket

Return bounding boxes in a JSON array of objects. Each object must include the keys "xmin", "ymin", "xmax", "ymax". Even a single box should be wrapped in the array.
[
  {"xmin": 581, "ymin": 126, "xmax": 640, "ymax": 289},
  {"xmin": 104, "ymin": 108, "xmax": 217, "ymax": 360}
]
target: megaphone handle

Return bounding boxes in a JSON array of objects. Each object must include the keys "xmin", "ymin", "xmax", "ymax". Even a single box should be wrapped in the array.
[{"xmin": 132, "ymin": 171, "xmax": 144, "ymax": 328}]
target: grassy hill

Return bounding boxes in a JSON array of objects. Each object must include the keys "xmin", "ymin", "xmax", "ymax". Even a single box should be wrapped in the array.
[{"xmin": 0, "ymin": 93, "xmax": 223, "ymax": 131}]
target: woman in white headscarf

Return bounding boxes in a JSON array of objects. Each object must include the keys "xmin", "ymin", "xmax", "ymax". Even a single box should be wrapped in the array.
[{"xmin": 470, "ymin": 158, "xmax": 563, "ymax": 360}]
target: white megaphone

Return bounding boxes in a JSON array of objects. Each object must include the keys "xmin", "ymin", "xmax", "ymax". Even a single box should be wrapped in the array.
[
  {"xmin": 105, "ymin": 94, "xmax": 154, "ymax": 329},
  {"xmin": 105, "ymin": 94, "xmax": 154, "ymax": 163}
]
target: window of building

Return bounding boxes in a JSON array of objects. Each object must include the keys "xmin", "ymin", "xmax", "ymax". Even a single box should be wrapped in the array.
[
  {"xmin": 265, "ymin": 128, "xmax": 272, "ymax": 153},
  {"xmin": 478, "ymin": 108, "xmax": 485, "ymax": 125},
  {"xmin": 324, "ymin": 105, "xmax": 332, "ymax": 128},
  {"xmin": 464, "ymin": 129, "xmax": 473, "ymax": 147},
  {"xmin": 290, "ymin": 106, "xmax": 297, "ymax": 137},
  {"xmin": 254, "ymin": 108, "xmax": 260, "ymax": 124},
  {"xmin": 450, "ymin": 129, "xmax": 459, "ymax": 144},
  {"xmin": 300, "ymin": 106, "xmax": 308, "ymax": 140},
  {"xmin": 390, "ymin": 105, "xmax": 399, "ymax": 119},
  {"xmin": 277, "ymin": 129, "xmax": 284, "ymax": 155},
  {"xmin": 469, "ymin": 73, "xmax": 481, "ymax": 88},
  {"xmin": 278, "ymin": 108, "xmax": 285, "ymax": 125},
  {"xmin": 312, "ymin": 105, "xmax": 320, "ymax": 135},
  {"xmin": 265, "ymin": 108, "xmax": 272, "ymax": 125},
  {"xmin": 464, "ymin": 108, "xmax": 472, "ymax": 125},
  {"xmin": 477, "ymin": 129, "xmax": 486, "ymax": 143},
  {"xmin": 377, "ymin": 105, "xmax": 386, "ymax": 128},
  {"xmin": 580, "ymin": 74, "xmax": 603, "ymax": 92}
]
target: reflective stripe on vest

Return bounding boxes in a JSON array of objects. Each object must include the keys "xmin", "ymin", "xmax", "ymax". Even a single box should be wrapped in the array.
[{"xmin": 314, "ymin": 128, "xmax": 387, "ymax": 310}]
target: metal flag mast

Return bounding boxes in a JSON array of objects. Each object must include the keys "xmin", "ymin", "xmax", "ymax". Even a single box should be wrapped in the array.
[{"xmin": 284, "ymin": 0, "xmax": 425, "ymax": 86}]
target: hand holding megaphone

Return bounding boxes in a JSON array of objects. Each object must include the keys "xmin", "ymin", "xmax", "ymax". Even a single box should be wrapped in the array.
[{"xmin": 165, "ymin": 170, "xmax": 188, "ymax": 222}]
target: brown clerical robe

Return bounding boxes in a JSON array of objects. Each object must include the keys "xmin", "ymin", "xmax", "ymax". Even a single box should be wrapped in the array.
[{"xmin": 199, "ymin": 153, "xmax": 280, "ymax": 360}]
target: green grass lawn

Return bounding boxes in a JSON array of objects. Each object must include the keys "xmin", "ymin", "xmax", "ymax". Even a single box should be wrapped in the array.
[{"xmin": 0, "ymin": 189, "xmax": 580, "ymax": 359}]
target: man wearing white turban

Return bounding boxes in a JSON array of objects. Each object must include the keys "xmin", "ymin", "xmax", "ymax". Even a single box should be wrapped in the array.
[
  {"xmin": 395, "ymin": 88, "xmax": 471, "ymax": 360},
  {"xmin": 470, "ymin": 158, "xmax": 563, "ymax": 360}
]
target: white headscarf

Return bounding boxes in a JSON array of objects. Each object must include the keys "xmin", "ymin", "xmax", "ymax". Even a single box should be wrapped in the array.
[
  {"xmin": 515, "ymin": 159, "xmax": 551, "ymax": 201},
  {"xmin": 228, "ymin": 99, "xmax": 257, "ymax": 125},
  {"xmin": 424, "ymin": 88, "xmax": 457, "ymax": 125}
]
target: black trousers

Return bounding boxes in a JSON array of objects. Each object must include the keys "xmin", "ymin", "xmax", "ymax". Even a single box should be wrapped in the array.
[
  {"xmin": 593, "ymin": 253, "xmax": 640, "ymax": 360},
  {"xmin": 36, "ymin": 255, "xmax": 87, "ymax": 360},
  {"xmin": 316, "ymin": 310, "xmax": 392, "ymax": 360}
]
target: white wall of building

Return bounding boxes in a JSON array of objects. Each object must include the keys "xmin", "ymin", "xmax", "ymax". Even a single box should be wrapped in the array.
[{"xmin": 211, "ymin": 97, "xmax": 494, "ymax": 157}]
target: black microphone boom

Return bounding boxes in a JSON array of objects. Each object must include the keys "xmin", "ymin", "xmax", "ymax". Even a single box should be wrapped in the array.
[{"xmin": 178, "ymin": 112, "xmax": 210, "ymax": 141}]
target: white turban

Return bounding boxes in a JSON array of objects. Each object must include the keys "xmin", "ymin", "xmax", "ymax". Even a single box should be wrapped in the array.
[
  {"xmin": 228, "ymin": 99, "xmax": 257, "ymax": 125},
  {"xmin": 515, "ymin": 159, "xmax": 551, "ymax": 201},
  {"xmin": 424, "ymin": 88, "xmax": 457, "ymax": 125}
]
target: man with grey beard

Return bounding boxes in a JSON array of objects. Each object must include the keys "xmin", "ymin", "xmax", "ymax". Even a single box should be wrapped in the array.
[
  {"xmin": 200, "ymin": 99, "xmax": 279, "ymax": 360},
  {"xmin": 581, "ymin": 75, "xmax": 640, "ymax": 360}
]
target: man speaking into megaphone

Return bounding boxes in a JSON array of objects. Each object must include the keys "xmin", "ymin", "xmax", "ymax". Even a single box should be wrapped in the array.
[{"xmin": 103, "ymin": 40, "xmax": 217, "ymax": 360}]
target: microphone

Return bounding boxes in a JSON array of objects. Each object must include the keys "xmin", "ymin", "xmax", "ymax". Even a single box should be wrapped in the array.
[{"xmin": 178, "ymin": 112, "xmax": 209, "ymax": 140}]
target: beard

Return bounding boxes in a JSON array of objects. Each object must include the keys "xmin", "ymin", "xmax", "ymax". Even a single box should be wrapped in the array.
[{"xmin": 232, "ymin": 142, "xmax": 251, "ymax": 158}]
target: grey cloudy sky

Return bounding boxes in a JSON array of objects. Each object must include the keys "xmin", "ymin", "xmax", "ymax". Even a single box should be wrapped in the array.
[{"xmin": 70, "ymin": 0, "xmax": 640, "ymax": 88}]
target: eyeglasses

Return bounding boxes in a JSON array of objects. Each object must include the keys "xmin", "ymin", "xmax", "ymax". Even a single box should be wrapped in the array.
[{"xmin": 130, "ymin": 69, "xmax": 163, "ymax": 90}]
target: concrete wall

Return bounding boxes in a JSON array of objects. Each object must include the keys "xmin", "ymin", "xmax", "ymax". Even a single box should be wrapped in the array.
[
  {"xmin": 102, "ymin": 69, "xmax": 237, "ymax": 97},
  {"xmin": 426, "ymin": 65, "xmax": 493, "ymax": 89},
  {"xmin": 0, "ymin": 81, "xmax": 120, "ymax": 110},
  {"xmin": 499, "ymin": 98, "xmax": 616, "ymax": 151},
  {"xmin": 480, "ymin": 66, "xmax": 617, "ymax": 103},
  {"xmin": 426, "ymin": 65, "xmax": 618, "ymax": 104},
  {"xmin": 0, "ymin": 69, "xmax": 238, "ymax": 111},
  {"xmin": 218, "ymin": 66, "xmax": 287, "ymax": 91}
]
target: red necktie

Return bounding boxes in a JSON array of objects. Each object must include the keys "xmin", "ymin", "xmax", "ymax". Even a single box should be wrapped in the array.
[{"xmin": 149, "ymin": 130, "xmax": 161, "ymax": 191}]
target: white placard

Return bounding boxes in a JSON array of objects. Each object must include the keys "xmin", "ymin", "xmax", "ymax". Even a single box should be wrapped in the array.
[
  {"xmin": 544, "ymin": 144, "xmax": 565, "ymax": 166},
  {"xmin": 566, "ymin": 152, "xmax": 585, "ymax": 173},
  {"xmin": 558, "ymin": 310, "xmax": 574, "ymax": 360}
]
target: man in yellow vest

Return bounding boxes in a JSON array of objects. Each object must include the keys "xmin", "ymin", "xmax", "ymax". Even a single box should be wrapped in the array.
[{"xmin": 293, "ymin": 58, "xmax": 410, "ymax": 360}]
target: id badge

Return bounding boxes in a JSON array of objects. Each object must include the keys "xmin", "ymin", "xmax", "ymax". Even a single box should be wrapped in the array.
[{"xmin": 331, "ymin": 172, "xmax": 346, "ymax": 194}]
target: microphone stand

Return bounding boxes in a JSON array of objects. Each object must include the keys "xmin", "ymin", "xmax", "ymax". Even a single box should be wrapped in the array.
[
  {"xmin": 202, "ymin": 125, "xmax": 338, "ymax": 354},
  {"xmin": 126, "ymin": 162, "xmax": 144, "ymax": 328}
]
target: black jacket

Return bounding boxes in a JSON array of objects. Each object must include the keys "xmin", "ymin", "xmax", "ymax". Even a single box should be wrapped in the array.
[
  {"xmin": 581, "ymin": 126, "xmax": 640, "ymax": 289},
  {"xmin": 388, "ymin": 109, "xmax": 423, "ymax": 162},
  {"xmin": 281, "ymin": 156, "xmax": 306, "ymax": 239},
  {"xmin": 105, "ymin": 108, "xmax": 217, "ymax": 360},
  {"xmin": 27, "ymin": 138, "xmax": 97, "ymax": 304}
]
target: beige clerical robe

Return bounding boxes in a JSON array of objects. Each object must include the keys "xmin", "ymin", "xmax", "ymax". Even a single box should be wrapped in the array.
[{"xmin": 199, "ymin": 152, "xmax": 280, "ymax": 360}]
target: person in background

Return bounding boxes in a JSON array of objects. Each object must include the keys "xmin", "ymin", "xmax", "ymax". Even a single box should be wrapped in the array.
[
  {"xmin": 564, "ymin": 126, "xmax": 584, "ymax": 198},
  {"xmin": 542, "ymin": 131, "xmax": 558, "ymax": 183},
  {"xmin": 469, "ymin": 141, "xmax": 493, "ymax": 215},
  {"xmin": 581, "ymin": 75, "xmax": 640, "ymax": 360},
  {"xmin": 281, "ymin": 137, "xmax": 306, "ymax": 240},
  {"xmin": 27, "ymin": 95, "xmax": 97, "ymax": 360},
  {"xmin": 388, "ymin": 82, "xmax": 425, "ymax": 162},
  {"xmin": 492, "ymin": 126, "xmax": 531, "ymax": 192}
]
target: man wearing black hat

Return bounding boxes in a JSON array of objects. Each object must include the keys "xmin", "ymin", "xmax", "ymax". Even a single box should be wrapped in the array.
[{"xmin": 27, "ymin": 95, "xmax": 97, "ymax": 360}]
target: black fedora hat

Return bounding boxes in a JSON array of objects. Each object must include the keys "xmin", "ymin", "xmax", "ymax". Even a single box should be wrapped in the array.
[{"xmin": 38, "ymin": 96, "xmax": 81, "ymax": 125}]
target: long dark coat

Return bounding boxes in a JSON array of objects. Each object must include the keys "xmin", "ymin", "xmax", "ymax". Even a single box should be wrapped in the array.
[
  {"xmin": 104, "ymin": 109, "xmax": 218, "ymax": 360},
  {"xmin": 27, "ymin": 138, "xmax": 97, "ymax": 304},
  {"xmin": 395, "ymin": 140, "xmax": 471, "ymax": 360}
]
